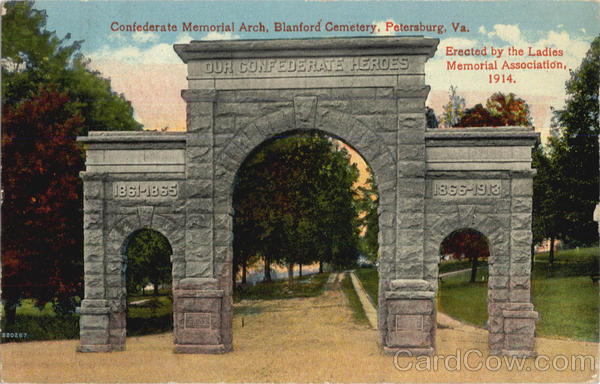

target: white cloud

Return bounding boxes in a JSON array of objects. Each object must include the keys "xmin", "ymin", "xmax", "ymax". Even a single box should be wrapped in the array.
[
  {"xmin": 487, "ymin": 24, "xmax": 525, "ymax": 46},
  {"xmin": 439, "ymin": 37, "xmax": 479, "ymax": 50},
  {"xmin": 107, "ymin": 32, "xmax": 127, "ymax": 44},
  {"xmin": 201, "ymin": 31, "xmax": 240, "ymax": 40},
  {"xmin": 478, "ymin": 26, "xmax": 486, "ymax": 34},
  {"xmin": 132, "ymin": 31, "xmax": 160, "ymax": 44},
  {"xmin": 90, "ymin": 42, "xmax": 181, "ymax": 64},
  {"xmin": 175, "ymin": 33, "xmax": 194, "ymax": 44},
  {"xmin": 371, "ymin": 19, "xmax": 397, "ymax": 36}
]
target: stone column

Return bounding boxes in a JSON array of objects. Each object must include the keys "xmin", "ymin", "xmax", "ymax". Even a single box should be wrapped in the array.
[
  {"xmin": 502, "ymin": 175, "xmax": 538, "ymax": 356},
  {"xmin": 79, "ymin": 178, "xmax": 112, "ymax": 352},
  {"xmin": 382, "ymin": 77, "xmax": 434, "ymax": 356},
  {"xmin": 174, "ymin": 89, "xmax": 230, "ymax": 353}
]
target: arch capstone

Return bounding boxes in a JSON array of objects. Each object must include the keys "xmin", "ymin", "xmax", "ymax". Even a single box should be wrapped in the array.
[{"xmin": 77, "ymin": 37, "xmax": 539, "ymax": 357}]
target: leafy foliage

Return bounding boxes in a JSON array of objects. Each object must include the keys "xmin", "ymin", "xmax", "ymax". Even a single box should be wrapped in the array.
[
  {"xmin": 1, "ymin": 85, "xmax": 84, "ymax": 321},
  {"xmin": 1, "ymin": 1, "xmax": 140, "ymax": 320},
  {"xmin": 125, "ymin": 229, "xmax": 172, "ymax": 295},
  {"xmin": 233, "ymin": 133, "xmax": 360, "ymax": 283},
  {"xmin": 440, "ymin": 229, "xmax": 490, "ymax": 283},
  {"xmin": 2, "ymin": 1, "xmax": 141, "ymax": 133},
  {"xmin": 356, "ymin": 166, "xmax": 379, "ymax": 263},
  {"xmin": 439, "ymin": 85, "xmax": 466, "ymax": 127},
  {"xmin": 457, "ymin": 92, "xmax": 532, "ymax": 127}
]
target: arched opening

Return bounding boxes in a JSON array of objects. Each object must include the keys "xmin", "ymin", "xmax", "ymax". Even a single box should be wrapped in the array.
[
  {"xmin": 231, "ymin": 129, "xmax": 379, "ymax": 313},
  {"xmin": 121, "ymin": 228, "xmax": 173, "ymax": 337},
  {"xmin": 438, "ymin": 228, "xmax": 490, "ymax": 328}
]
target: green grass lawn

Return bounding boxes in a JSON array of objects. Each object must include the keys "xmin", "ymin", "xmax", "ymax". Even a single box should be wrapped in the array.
[
  {"xmin": 439, "ymin": 259, "xmax": 488, "ymax": 275},
  {"xmin": 532, "ymin": 276, "xmax": 599, "ymax": 341},
  {"xmin": 233, "ymin": 272, "xmax": 330, "ymax": 302},
  {"xmin": 2, "ymin": 293, "xmax": 176, "ymax": 341},
  {"xmin": 355, "ymin": 247, "xmax": 600, "ymax": 342},
  {"xmin": 355, "ymin": 268, "xmax": 379, "ymax": 305},
  {"xmin": 340, "ymin": 273, "xmax": 369, "ymax": 325},
  {"xmin": 438, "ymin": 270, "xmax": 489, "ymax": 327}
]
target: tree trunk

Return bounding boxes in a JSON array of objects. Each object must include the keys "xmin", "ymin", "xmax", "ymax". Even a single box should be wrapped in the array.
[
  {"xmin": 319, "ymin": 260, "xmax": 323, "ymax": 274},
  {"xmin": 242, "ymin": 259, "xmax": 247, "ymax": 285},
  {"xmin": 264, "ymin": 257, "xmax": 272, "ymax": 282},
  {"xmin": 4, "ymin": 300, "xmax": 18, "ymax": 326},
  {"xmin": 549, "ymin": 235, "xmax": 555, "ymax": 266},
  {"xmin": 470, "ymin": 255, "xmax": 478, "ymax": 283},
  {"xmin": 299, "ymin": 264, "xmax": 302, "ymax": 277},
  {"xmin": 288, "ymin": 262, "xmax": 294, "ymax": 285},
  {"xmin": 153, "ymin": 282, "xmax": 159, "ymax": 296}
]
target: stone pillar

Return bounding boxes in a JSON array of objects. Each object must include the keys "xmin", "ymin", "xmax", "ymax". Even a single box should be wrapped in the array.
[
  {"xmin": 79, "ymin": 178, "xmax": 113, "ymax": 352},
  {"xmin": 182, "ymin": 89, "xmax": 215, "ymax": 279},
  {"xmin": 502, "ymin": 175, "xmax": 538, "ymax": 356},
  {"xmin": 174, "ymin": 89, "xmax": 231, "ymax": 353},
  {"xmin": 382, "ymin": 77, "xmax": 434, "ymax": 356}
]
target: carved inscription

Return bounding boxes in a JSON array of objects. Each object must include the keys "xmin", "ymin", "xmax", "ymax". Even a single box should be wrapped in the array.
[
  {"xmin": 185, "ymin": 313, "xmax": 211, "ymax": 329},
  {"xmin": 190, "ymin": 55, "xmax": 415, "ymax": 78},
  {"xmin": 432, "ymin": 180, "xmax": 501, "ymax": 198},
  {"xmin": 396, "ymin": 315, "xmax": 423, "ymax": 332},
  {"xmin": 113, "ymin": 181, "xmax": 178, "ymax": 199}
]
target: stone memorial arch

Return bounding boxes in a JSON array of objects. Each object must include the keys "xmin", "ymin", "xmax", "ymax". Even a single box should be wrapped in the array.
[{"xmin": 78, "ymin": 37, "xmax": 539, "ymax": 356}]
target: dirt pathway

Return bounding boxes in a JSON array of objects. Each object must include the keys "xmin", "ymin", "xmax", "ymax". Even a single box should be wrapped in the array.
[{"xmin": 2, "ymin": 274, "xmax": 597, "ymax": 383}]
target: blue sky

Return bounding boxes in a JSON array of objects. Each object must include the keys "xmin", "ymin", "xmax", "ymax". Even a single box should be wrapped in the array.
[
  {"xmin": 31, "ymin": 1, "xmax": 600, "ymax": 138},
  {"xmin": 40, "ymin": 1, "xmax": 598, "ymax": 49}
]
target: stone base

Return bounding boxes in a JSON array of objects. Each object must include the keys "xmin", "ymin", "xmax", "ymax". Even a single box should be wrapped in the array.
[
  {"xmin": 383, "ymin": 346, "xmax": 435, "ymax": 356},
  {"xmin": 77, "ymin": 344, "xmax": 114, "ymax": 353},
  {"xmin": 174, "ymin": 343, "xmax": 232, "ymax": 354}
]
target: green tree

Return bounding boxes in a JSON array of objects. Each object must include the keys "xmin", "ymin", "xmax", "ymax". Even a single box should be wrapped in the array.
[
  {"xmin": 1, "ymin": 1, "xmax": 141, "ymax": 318},
  {"xmin": 439, "ymin": 85, "xmax": 465, "ymax": 127},
  {"xmin": 125, "ymin": 229, "xmax": 172, "ymax": 296},
  {"xmin": 357, "ymin": 166, "xmax": 379, "ymax": 263},
  {"xmin": 549, "ymin": 35, "xmax": 599, "ymax": 246},
  {"xmin": 233, "ymin": 133, "xmax": 360, "ymax": 285},
  {"xmin": 2, "ymin": 1, "xmax": 141, "ymax": 133},
  {"xmin": 532, "ymin": 144, "xmax": 568, "ymax": 266}
]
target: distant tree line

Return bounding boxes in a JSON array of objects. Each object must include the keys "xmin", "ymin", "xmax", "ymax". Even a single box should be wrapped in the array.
[{"xmin": 233, "ymin": 132, "xmax": 373, "ymax": 285}]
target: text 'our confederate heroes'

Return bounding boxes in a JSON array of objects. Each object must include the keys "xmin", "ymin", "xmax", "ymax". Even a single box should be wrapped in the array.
[{"xmin": 110, "ymin": 20, "xmax": 469, "ymax": 35}]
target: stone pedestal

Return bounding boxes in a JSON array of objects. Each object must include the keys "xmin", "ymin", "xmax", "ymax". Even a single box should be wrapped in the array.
[
  {"xmin": 173, "ymin": 278, "xmax": 231, "ymax": 353},
  {"xmin": 78, "ymin": 299, "xmax": 112, "ymax": 352},
  {"xmin": 383, "ymin": 279, "xmax": 435, "ymax": 356},
  {"xmin": 501, "ymin": 303, "xmax": 539, "ymax": 356}
]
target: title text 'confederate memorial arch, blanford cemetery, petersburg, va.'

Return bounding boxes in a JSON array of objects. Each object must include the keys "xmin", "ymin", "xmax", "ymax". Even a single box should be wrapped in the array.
[{"xmin": 77, "ymin": 37, "xmax": 539, "ymax": 357}]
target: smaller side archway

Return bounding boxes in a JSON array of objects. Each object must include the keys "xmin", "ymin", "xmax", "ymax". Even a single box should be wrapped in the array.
[
  {"xmin": 440, "ymin": 228, "xmax": 490, "ymax": 284},
  {"xmin": 438, "ymin": 228, "xmax": 491, "ymax": 329},
  {"xmin": 79, "ymin": 211, "xmax": 183, "ymax": 352},
  {"xmin": 122, "ymin": 228, "xmax": 173, "ymax": 297},
  {"xmin": 108, "ymin": 223, "xmax": 176, "ymax": 351}
]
